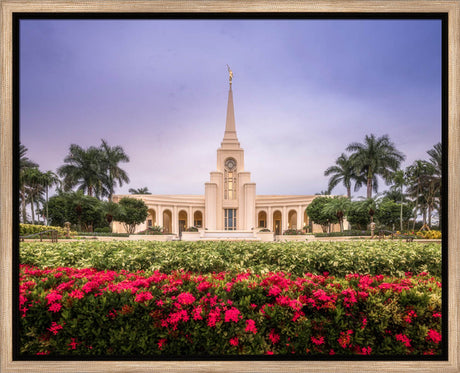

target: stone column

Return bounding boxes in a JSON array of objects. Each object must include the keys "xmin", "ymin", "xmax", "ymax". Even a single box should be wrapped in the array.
[
  {"xmin": 297, "ymin": 205, "xmax": 302, "ymax": 230},
  {"xmin": 158, "ymin": 206, "xmax": 163, "ymax": 228},
  {"xmin": 188, "ymin": 206, "xmax": 193, "ymax": 228},
  {"xmin": 268, "ymin": 207, "xmax": 272, "ymax": 232},
  {"xmin": 282, "ymin": 206, "xmax": 288, "ymax": 232},
  {"xmin": 172, "ymin": 205, "xmax": 178, "ymax": 235}
]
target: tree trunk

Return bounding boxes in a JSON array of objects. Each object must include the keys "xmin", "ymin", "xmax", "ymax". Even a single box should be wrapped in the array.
[
  {"xmin": 45, "ymin": 186, "xmax": 49, "ymax": 226},
  {"xmin": 347, "ymin": 187, "xmax": 351, "ymax": 199},
  {"xmin": 30, "ymin": 196, "xmax": 35, "ymax": 225},
  {"xmin": 428, "ymin": 204, "xmax": 432, "ymax": 228},
  {"xmin": 367, "ymin": 178, "xmax": 372, "ymax": 199},
  {"xmin": 400, "ymin": 186, "xmax": 403, "ymax": 231},
  {"xmin": 21, "ymin": 187, "xmax": 27, "ymax": 223}
]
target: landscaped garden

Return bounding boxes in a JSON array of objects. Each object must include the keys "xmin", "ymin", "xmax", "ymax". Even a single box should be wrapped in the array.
[{"xmin": 19, "ymin": 240, "xmax": 442, "ymax": 357}]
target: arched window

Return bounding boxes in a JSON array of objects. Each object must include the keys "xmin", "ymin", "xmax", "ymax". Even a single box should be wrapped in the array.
[
  {"xmin": 258, "ymin": 211, "xmax": 267, "ymax": 228},
  {"xmin": 224, "ymin": 158, "xmax": 237, "ymax": 200},
  {"xmin": 288, "ymin": 210, "xmax": 297, "ymax": 229},
  {"xmin": 194, "ymin": 211, "xmax": 203, "ymax": 228}
]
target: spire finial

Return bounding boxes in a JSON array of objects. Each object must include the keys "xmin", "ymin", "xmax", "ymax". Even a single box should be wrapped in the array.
[{"xmin": 226, "ymin": 64, "xmax": 233, "ymax": 86}]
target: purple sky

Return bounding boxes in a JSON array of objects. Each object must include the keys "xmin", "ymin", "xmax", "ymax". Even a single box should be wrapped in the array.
[{"xmin": 20, "ymin": 19, "xmax": 442, "ymax": 198}]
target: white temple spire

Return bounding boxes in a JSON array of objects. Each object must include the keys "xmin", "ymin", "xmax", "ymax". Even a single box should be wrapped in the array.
[{"xmin": 221, "ymin": 65, "xmax": 240, "ymax": 148}]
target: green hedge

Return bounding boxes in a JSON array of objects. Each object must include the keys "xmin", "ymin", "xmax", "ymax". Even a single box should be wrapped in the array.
[
  {"xmin": 76, "ymin": 232, "xmax": 130, "ymax": 237},
  {"xmin": 20, "ymin": 224, "xmax": 77, "ymax": 237},
  {"xmin": 314, "ymin": 230, "xmax": 371, "ymax": 237},
  {"xmin": 19, "ymin": 265, "xmax": 442, "ymax": 356},
  {"xmin": 20, "ymin": 241, "xmax": 442, "ymax": 277}
]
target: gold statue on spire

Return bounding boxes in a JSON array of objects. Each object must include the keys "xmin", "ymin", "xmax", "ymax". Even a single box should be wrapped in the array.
[{"xmin": 226, "ymin": 64, "xmax": 233, "ymax": 84}]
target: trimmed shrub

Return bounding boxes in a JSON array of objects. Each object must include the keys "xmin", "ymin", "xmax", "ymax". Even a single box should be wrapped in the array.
[
  {"xmin": 94, "ymin": 227, "xmax": 111, "ymax": 233},
  {"xmin": 283, "ymin": 229, "xmax": 305, "ymax": 235},
  {"xmin": 20, "ymin": 241, "xmax": 442, "ymax": 277},
  {"xmin": 314, "ymin": 230, "xmax": 371, "ymax": 237},
  {"xmin": 20, "ymin": 224, "xmax": 77, "ymax": 238}
]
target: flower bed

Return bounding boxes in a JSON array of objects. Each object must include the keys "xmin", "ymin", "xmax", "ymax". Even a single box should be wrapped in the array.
[{"xmin": 19, "ymin": 265, "xmax": 442, "ymax": 357}]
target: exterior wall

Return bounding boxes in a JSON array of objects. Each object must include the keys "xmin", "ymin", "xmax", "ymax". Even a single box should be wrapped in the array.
[
  {"xmin": 205, "ymin": 183, "xmax": 217, "ymax": 230},
  {"xmin": 243, "ymin": 183, "xmax": 256, "ymax": 230}
]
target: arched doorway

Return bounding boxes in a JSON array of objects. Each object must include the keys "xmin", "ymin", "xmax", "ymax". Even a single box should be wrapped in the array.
[
  {"xmin": 258, "ymin": 211, "xmax": 267, "ymax": 228},
  {"xmin": 288, "ymin": 210, "xmax": 297, "ymax": 230},
  {"xmin": 178, "ymin": 210, "xmax": 187, "ymax": 236},
  {"xmin": 194, "ymin": 211, "xmax": 203, "ymax": 228},
  {"xmin": 273, "ymin": 210, "xmax": 282, "ymax": 235},
  {"xmin": 163, "ymin": 210, "xmax": 172, "ymax": 233},
  {"xmin": 147, "ymin": 209, "xmax": 156, "ymax": 228}
]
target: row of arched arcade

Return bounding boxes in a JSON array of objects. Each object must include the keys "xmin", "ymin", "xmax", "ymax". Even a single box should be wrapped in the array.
[
  {"xmin": 145, "ymin": 209, "xmax": 204, "ymax": 234},
  {"xmin": 139, "ymin": 207, "xmax": 311, "ymax": 235}
]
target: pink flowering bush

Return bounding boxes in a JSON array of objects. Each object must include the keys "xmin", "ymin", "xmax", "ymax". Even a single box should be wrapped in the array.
[{"xmin": 19, "ymin": 265, "xmax": 442, "ymax": 356}]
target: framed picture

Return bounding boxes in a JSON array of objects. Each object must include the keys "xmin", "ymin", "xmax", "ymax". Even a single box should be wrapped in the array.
[{"xmin": 1, "ymin": 1, "xmax": 459, "ymax": 372}]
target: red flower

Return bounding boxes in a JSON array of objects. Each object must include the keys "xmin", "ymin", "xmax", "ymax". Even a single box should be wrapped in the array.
[
  {"xmin": 45, "ymin": 291, "xmax": 62, "ymax": 305},
  {"xmin": 177, "ymin": 292, "xmax": 196, "ymax": 305},
  {"xmin": 426, "ymin": 329, "xmax": 442, "ymax": 344},
  {"xmin": 192, "ymin": 305, "xmax": 203, "ymax": 321},
  {"xmin": 395, "ymin": 333, "xmax": 412, "ymax": 348},
  {"xmin": 207, "ymin": 307, "xmax": 221, "ymax": 328},
  {"xmin": 48, "ymin": 303, "xmax": 62, "ymax": 313},
  {"xmin": 229, "ymin": 337, "xmax": 239, "ymax": 346},
  {"xmin": 158, "ymin": 338, "xmax": 167, "ymax": 350},
  {"xmin": 68, "ymin": 338, "xmax": 80, "ymax": 350},
  {"xmin": 224, "ymin": 307, "xmax": 241, "ymax": 323},
  {"xmin": 69, "ymin": 289, "xmax": 84, "ymax": 299},
  {"xmin": 48, "ymin": 321, "xmax": 64, "ymax": 335},
  {"xmin": 245, "ymin": 319, "xmax": 257, "ymax": 334},
  {"xmin": 311, "ymin": 336, "xmax": 325, "ymax": 346},
  {"xmin": 135, "ymin": 291, "xmax": 153, "ymax": 303},
  {"xmin": 360, "ymin": 346, "xmax": 372, "ymax": 355},
  {"xmin": 269, "ymin": 329, "xmax": 280, "ymax": 344},
  {"xmin": 338, "ymin": 330, "xmax": 353, "ymax": 348}
]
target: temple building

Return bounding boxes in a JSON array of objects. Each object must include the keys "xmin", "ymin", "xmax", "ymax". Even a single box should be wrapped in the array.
[{"xmin": 112, "ymin": 71, "xmax": 340, "ymax": 239}]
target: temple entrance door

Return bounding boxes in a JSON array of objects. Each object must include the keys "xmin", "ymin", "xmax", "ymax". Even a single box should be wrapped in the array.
[
  {"xmin": 274, "ymin": 220, "xmax": 281, "ymax": 235},
  {"xmin": 179, "ymin": 220, "xmax": 186, "ymax": 237},
  {"xmin": 178, "ymin": 210, "xmax": 187, "ymax": 238},
  {"xmin": 273, "ymin": 210, "xmax": 282, "ymax": 235}
]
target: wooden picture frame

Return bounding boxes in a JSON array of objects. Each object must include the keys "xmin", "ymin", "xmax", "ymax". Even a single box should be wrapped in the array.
[{"xmin": 1, "ymin": 1, "xmax": 459, "ymax": 372}]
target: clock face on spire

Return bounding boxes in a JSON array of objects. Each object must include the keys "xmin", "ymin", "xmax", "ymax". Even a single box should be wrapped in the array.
[{"xmin": 225, "ymin": 158, "xmax": 236, "ymax": 170}]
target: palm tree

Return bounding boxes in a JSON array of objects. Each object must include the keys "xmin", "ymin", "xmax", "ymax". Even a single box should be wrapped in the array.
[
  {"xmin": 22, "ymin": 167, "xmax": 43, "ymax": 225},
  {"xmin": 427, "ymin": 142, "xmax": 442, "ymax": 227},
  {"xmin": 322, "ymin": 196, "xmax": 351, "ymax": 232},
  {"xmin": 41, "ymin": 170, "xmax": 61, "ymax": 225},
  {"xmin": 58, "ymin": 144, "xmax": 107, "ymax": 198},
  {"xmin": 128, "ymin": 187, "xmax": 151, "ymax": 195},
  {"xmin": 390, "ymin": 169, "xmax": 406, "ymax": 231},
  {"xmin": 19, "ymin": 143, "xmax": 38, "ymax": 170},
  {"xmin": 19, "ymin": 144, "xmax": 38, "ymax": 223},
  {"xmin": 346, "ymin": 134, "xmax": 405, "ymax": 199},
  {"xmin": 324, "ymin": 153, "xmax": 365, "ymax": 199},
  {"xmin": 406, "ymin": 160, "xmax": 436, "ymax": 230},
  {"xmin": 100, "ymin": 139, "xmax": 130, "ymax": 201}
]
